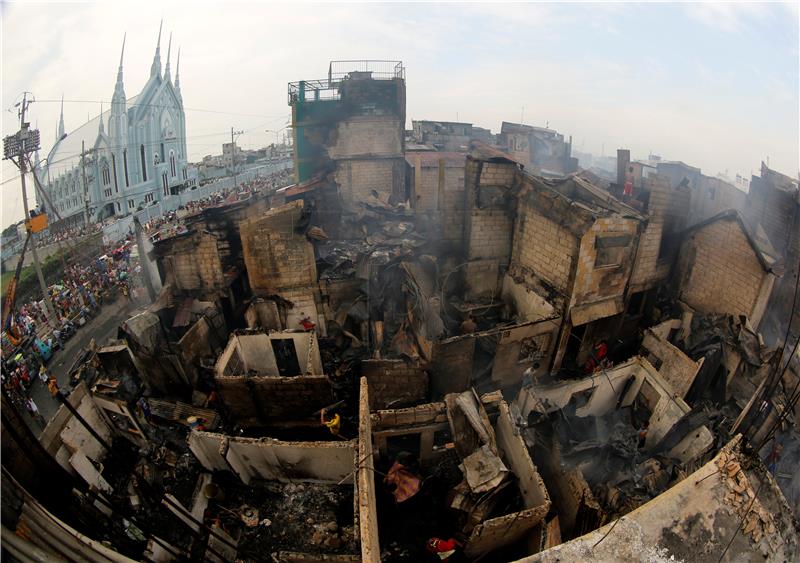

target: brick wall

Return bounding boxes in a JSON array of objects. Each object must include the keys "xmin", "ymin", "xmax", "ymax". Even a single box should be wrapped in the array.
[
  {"xmin": 467, "ymin": 210, "xmax": 515, "ymax": 260},
  {"xmin": 677, "ymin": 218, "xmax": 767, "ymax": 319},
  {"xmin": 463, "ymin": 158, "xmax": 518, "ymax": 300},
  {"xmin": 216, "ymin": 375, "xmax": 334, "ymax": 426},
  {"xmin": 631, "ymin": 174, "xmax": 691, "ymax": 291},
  {"xmin": 442, "ymin": 167, "xmax": 466, "ymax": 245},
  {"xmin": 361, "ymin": 359, "xmax": 429, "ymax": 409},
  {"xmin": 334, "ymin": 158, "xmax": 405, "ymax": 204},
  {"xmin": 240, "ymin": 201, "xmax": 317, "ymax": 296},
  {"xmin": 511, "ymin": 201, "xmax": 577, "ymax": 293},
  {"xmin": 166, "ymin": 233, "xmax": 225, "ymax": 293},
  {"xmin": 329, "ymin": 117, "xmax": 403, "ymax": 159},
  {"xmin": 479, "ymin": 162, "xmax": 517, "ymax": 187}
]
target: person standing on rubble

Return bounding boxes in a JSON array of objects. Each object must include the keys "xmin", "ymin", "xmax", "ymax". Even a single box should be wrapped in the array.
[
  {"xmin": 321, "ymin": 408, "xmax": 341, "ymax": 436},
  {"xmin": 459, "ymin": 314, "xmax": 478, "ymax": 335}
]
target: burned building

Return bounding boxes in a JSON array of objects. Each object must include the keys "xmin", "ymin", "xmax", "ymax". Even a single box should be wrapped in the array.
[
  {"xmin": 213, "ymin": 330, "xmax": 332, "ymax": 427},
  {"xmin": 500, "ymin": 121, "xmax": 578, "ymax": 176},
  {"xmin": 5, "ymin": 56, "xmax": 799, "ymax": 563},
  {"xmin": 461, "ymin": 145, "xmax": 645, "ymax": 370},
  {"xmin": 404, "ymin": 151, "xmax": 466, "ymax": 246},
  {"xmin": 288, "ymin": 60, "xmax": 407, "ymax": 235},
  {"xmin": 410, "ymin": 120, "xmax": 495, "ymax": 152},
  {"xmin": 674, "ymin": 210, "xmax": 778, "ymax": 329}
]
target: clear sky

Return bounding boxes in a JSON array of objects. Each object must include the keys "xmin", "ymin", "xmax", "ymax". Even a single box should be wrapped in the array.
[{"xmin": 1, "ymin": 1, "xmax": 798, "ymax": 229}]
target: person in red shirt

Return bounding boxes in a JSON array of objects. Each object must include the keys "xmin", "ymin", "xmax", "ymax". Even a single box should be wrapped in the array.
[{"xmin": 426, "ymin": 537, "xmax": 462, "ymax": 560}]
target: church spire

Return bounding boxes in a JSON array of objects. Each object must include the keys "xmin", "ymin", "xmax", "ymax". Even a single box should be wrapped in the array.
[
  {"xmin": 117, "ymin": 33, "xmax": 126, "ymax": 82},
  {"xmin": 112, "ymin": 34, "xmax": 127, "ymax": 109},
  {"xmin": 175, "ymin": 47, "xmax": 181, "ymax": 89},
  {"xmin": 58, "ymin": 94, "xmax": 65, "ymax": 138},
  {"xmin": 99, "ymin": 102, "xmax": 105, "ymax": 134},
  {"xmin": 150, "ymin": 20, "xmax": 163, "ymax": 78},
  {"xmin": 164, "ymin": 32, "xmax": 173, "ymax": 82}
]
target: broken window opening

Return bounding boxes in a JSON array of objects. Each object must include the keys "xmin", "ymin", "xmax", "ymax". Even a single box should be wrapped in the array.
[
  {"xmin": 271, "ymin": 338, "xmax": 302, "ymax": 377},
  {"xmin": 594, "ymin": 235, "xmax": 630, "ymax": 269}
]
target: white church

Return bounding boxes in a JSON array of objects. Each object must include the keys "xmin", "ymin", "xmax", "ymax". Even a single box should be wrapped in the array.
[{"xmin": 37, "ymin": 24, "xmax": 189, "ymax": 229}]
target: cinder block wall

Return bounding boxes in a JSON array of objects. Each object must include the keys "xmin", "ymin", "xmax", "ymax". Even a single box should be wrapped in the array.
[
  {"xmin": 240, "ymin": 202, "xmax": 318, "ymax": 296},
  {"xmin": 463, "ymin": 158, "xmax": 518, "ymax": 300},
  {"xmin": 631, "ymin": 174, "xmax": 691, "ymax": 292},
  {"xmin": 216, "ymin": 375, "xmax": 334, "ymax": 426},
  {"xmin": 166, "ymin": 233, "xmax": 225, "ymax": 293},
  {"xmin": 361, "ymin": 359, "xmax": 428, "ymax": 409},
  {"xmin": 511, "ymin": 201, "xmax": 577, "ymax": 294},
  {"xmin": 677, "ymin": 218, "xmax": 766, "ymax": 319}
]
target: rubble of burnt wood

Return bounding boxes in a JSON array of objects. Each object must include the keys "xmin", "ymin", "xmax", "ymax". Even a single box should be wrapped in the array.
[{"xmin": 7, "ymin": 61, "xmax": 797, "ymax": 563}]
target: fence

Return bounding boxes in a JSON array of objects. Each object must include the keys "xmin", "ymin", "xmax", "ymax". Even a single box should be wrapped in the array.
[{"xmin": 101, "ymin": 161, "xmax": 293, "ymax": 245}]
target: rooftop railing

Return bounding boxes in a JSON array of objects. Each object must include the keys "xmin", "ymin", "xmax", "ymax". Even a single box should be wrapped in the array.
[{"xmin": 288, "ymin": 60, "xmax": 404, "ymax": 105}]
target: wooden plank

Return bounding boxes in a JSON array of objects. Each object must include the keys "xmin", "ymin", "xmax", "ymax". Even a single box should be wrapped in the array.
[{"xmin": 372, "ymin": 421, "xmax": 449, "ymax": 439}]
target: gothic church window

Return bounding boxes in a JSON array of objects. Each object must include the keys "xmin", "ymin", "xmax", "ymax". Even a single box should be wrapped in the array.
[{"xmin": 140, "ymin": 145, "xmax": 147, "ymax": 182}]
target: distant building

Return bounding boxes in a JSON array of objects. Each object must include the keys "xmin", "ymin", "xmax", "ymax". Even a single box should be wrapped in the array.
[
  {"xmin": 222, "ymin": 142, "xmax": 243, "ymax": 167},
  {"xmin": 37, "ymin": 26, "xmax": 189, "ymax": 230},
  {"xmin": 499, "ymin": 121, "xmax": 578, "ymax": 176},
  {"xmin": 411, "ymin": 121, "xmax": 497, "ymax": 151}
]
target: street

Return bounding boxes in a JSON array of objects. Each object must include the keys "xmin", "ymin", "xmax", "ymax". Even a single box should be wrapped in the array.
[{"xmin": 19, "ymin": 295, "xmax": 142, "ymax": 435}]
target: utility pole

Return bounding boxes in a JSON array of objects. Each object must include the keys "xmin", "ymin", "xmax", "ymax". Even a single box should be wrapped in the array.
[
  {"xmin": 231, "ymin": 127, "xmax": 243, "ymax": 188},
  {"xmin": 3, "ymin": 93, "xmax": 59, "ymax": 328}
]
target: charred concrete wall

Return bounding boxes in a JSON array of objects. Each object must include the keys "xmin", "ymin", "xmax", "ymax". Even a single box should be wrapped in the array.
[
  {"xmin": 641, "ymin": 326, "xmax": 704, "ymax": 399},
  {"xmin": 516, "ymin": 357, "xmax": 714, "ymax": 463},
  {"xmin": 746, "ymin": 164, "xmax": 800, "ymax": 344},
  {"xmin": 630, "ymin": 173, "xmax": 692, "ymax": 293},
  {"xmin": 462, "ymin": 399, "xmax": 551, "ymax": 558},
  {"xmin": 360, "ymin": 359, "xmax": 428, "ymax": 409},
  {"xmin": 215, "ymin": 332, "xmax": 323, "ymax": 377},
  {"xmin": 188, "ymin": 431, "xmax": 355, "ymax": 485},
  {"xmin": 688, "ymin": 175, "xmax": 747, "ymax": 228},
  {"xmin": 500, "ymin": 122, "xmax": 577, "ymax": 175},
  {"xmin": 675, "ymin": 216, "xmax": 774, "ymax": 325},
  {"xmin": 744, "ymin": 163, "xmax": 798, "ymax": 256},
  {"xmin": 240, "ymin": 201, "xmax": 322, "ymax": 330},
  {"xmin": 215, "ymin": 375, "xmax": 333, "ymax": 426},
  {"xmin": 463, "ymin": 157, "xmax": 518, "ymax": 300},
  {"xmin": 161, "ymin": 232, "xmax": 225, "ymax": 295},
  {"xmin": 570, "ymin": 216, "xmax": 640, "ymax": 325},
  {"xmin": 177, "ymin": 314, "xmax": 227, "ymax": 388},
  {"xmin": 406, "ymin": 152, "xmax": 466, "ymax": 247},
  {"xmin": 291, "ymin": 72, "xmax": 406, "ymax": 210}
]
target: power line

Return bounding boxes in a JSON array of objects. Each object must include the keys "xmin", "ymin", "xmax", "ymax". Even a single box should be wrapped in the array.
[{"xmin": 34, "ymin": 98, "xmax": 288, "ymax": 120}]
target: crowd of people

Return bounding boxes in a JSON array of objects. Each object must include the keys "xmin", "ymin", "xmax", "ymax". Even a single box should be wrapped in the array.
[
  {"xmin": 34, "ymin": 222, "xmax": 103, "ymax": 249},
  {"xmin": 1, "ymin": 238, "xmax": 142, "ymax": 423},
  {"xmin": 145, "ymin": 167, "xmax": 294, "ymax": 243},
  {"xmin": 2, "ymin": 165, "xmax": 295, "ymax": 430}
]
